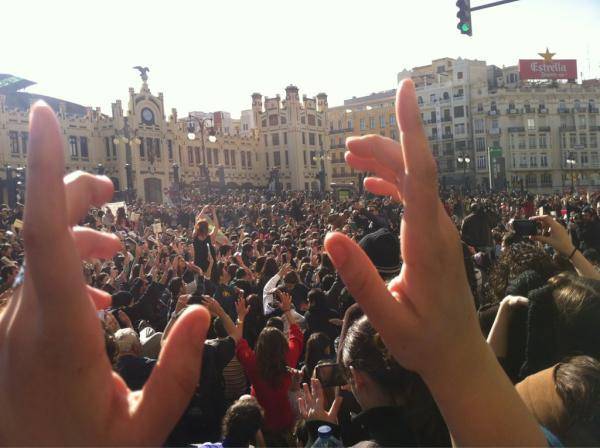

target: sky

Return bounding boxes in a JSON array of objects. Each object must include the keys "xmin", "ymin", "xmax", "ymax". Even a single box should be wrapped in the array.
[{"xmin": 2, "ymin": 0, "xmax": 600, "ymax": 118}]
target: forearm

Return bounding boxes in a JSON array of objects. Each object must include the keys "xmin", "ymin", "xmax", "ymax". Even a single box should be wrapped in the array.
[
  {"xmin": 423, "ymin": 339, "xmax": 545, "ymax": 447},
  {"xmin": 570, "ymin": 250, "xmax": 600, "ymax": 280},
  {"xmin": 218, "ymin": 310, "xmax": 239, "ymax": 342},
  {"xmin": 486, "ymin": 305, "xmax": 510, "ymax": 358}
]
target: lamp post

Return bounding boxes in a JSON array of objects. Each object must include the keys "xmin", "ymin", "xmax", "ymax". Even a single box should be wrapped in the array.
[
  {"xmin": 187, "ymin": 114, "xmax": 217, "ymax": 196},
  {"xmin": 313, "ymin": 152, "xmax": 332, "ymax": 194},
  {"xmin": 566, "ymin": 152, "xmax": 576, "ymax": 193},
  {"xmin": 96, "ymin": 163, "xmax": 105, "ymax": 176},
  {"xmin": 457, "ymin": 153, "xmax": 471, "ymax": 192},
  {"xmin": 172, "ymin": 163, "xmax": 180, "ymax": 205}
]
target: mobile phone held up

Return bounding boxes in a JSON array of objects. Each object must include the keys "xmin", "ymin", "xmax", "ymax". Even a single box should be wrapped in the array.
[
  {"xmin": 511, "ymin": 219, "xmax": 541, "ymax": 237},
  {"xmin": 315, "ymin": 362, "xmax": 347, "ymax": 388}
]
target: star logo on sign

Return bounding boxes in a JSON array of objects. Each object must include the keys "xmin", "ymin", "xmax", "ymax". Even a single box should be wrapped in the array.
[{"xmin": 538, "ymin": 48, "xmax": 556, "ymax": 62}]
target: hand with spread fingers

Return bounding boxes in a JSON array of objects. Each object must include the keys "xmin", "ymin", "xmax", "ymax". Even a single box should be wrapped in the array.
[
  {"xmin": 324, "ymin": 80, "xmax": 545, "ymax": 447},
  {"xmin": 0, "ymin": 102, "xmax": 210, "ymax": 446}
]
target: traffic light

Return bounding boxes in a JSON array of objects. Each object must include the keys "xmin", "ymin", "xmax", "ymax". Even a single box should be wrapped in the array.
[{"xmin": 456, "ymin": 0, "xmax": 472, "ymax": 36}]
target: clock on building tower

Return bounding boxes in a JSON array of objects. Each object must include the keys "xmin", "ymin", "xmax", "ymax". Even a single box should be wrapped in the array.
[{"xmin": 141, "ymin": 107, "xmax": 155, "ymax": 125}]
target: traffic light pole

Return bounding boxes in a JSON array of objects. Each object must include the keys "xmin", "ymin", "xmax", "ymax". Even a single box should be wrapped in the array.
[{"xmin": 470, "ymin": 0, "xmax": 519, "ymax": 12}]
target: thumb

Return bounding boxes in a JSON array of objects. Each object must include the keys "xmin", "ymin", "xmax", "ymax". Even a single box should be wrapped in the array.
[
  {"xmin": 132, "ymin": 305, "xmax": 210, "ymax": 444},
  {"xmin": 324, "ymin": 232, "xmax": 396, "ymax": 328}
]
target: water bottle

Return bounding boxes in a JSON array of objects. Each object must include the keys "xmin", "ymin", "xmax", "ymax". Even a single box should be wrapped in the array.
[{"xmin": 312, "ymin": 425, "xmax": 342, "ymax": 447}]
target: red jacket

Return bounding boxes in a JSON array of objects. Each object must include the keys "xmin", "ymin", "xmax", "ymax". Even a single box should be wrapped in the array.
[{"xmin": 236, "ymin": 324, "xmax": 303, "ymax": 432}]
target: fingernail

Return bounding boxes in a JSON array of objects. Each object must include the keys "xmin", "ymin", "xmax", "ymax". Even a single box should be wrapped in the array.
[{"xmin": 325, "ymin": 233, "xmax": 348, "ymax": 266}]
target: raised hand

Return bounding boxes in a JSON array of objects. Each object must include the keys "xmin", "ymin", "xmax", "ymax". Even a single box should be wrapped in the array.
[
  {"xmin": 298, "ymin": 378, "xmax": 343, "ymax": 425},
  {"xmin": 324, "ymin": 80, "xmax": 545, "ymax": 446},
  {"xmin": 235, "ymin": 296, "xmax": 249, "ymax": 321},
  {"xmin": 0, "ymin": 102, "xmax": 210, "ymax": 445}
]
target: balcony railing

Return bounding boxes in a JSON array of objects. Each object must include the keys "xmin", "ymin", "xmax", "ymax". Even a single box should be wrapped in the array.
[
  {"xmin": 558, "ymin": 108, "xmax": 570, "ymax": 114},
  {"xmin": 428, "ymin": 135, "xmax": 439, "ymax": 141},
  {"xmin": 508, "ymin": 126, "xmax": 525, "ymax": 133},
  {"xmin": 538, "ymin": 107, "xmax": 548, "ymax": 114},
  {"xmin": 590, "ymin": 107, "xmax": 599, "ymax": 113},
  {"xmin": 488, "ymin": 110, "xmax": 498, "ymax": 116},
  {"xmin": 330, "ymin": 143, "xmax": 346, "ymax": 149},
  {"xmin": 507, "ymin": 108, "xmax": 521, "ymax": 114},
  {"xmin": 441, "ymin": 133, "xmax": 453, "ymax": 139},
  {"xmin": 489, "ymin": 128, "xmax": 501, "ymax": 135},
  {"xmin": 559, "ymin": 125, "xmax": 576, "ymax": 132},
  {"xmin": 538, "ymin": 126, "xmax": 551, "ymax": 132},
  {"xmin": 441, "ymin": 117, "xmax": 452, "ymax": 122},
  {"xmin": 329, "ymin": 128, "xmax": 353, "ymax": 135}
]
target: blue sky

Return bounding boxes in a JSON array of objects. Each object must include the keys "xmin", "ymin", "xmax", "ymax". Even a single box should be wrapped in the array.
[{"xmin": 2, "ymin": 0, "xmax": 599, "ymax": 117}]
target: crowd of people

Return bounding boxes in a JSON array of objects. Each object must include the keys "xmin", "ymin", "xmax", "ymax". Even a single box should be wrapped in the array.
[{"xmin": 2, "ymin": 80, "xmax": 600, "ymax": 446}]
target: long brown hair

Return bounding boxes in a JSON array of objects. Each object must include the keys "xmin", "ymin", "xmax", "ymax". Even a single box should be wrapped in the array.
[{"xmin": 255, "ymin": 326, "xmax": 288, "ymax": 385}]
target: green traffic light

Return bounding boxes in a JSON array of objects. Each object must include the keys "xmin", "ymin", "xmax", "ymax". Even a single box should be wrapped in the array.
[{"xmin": 461, "ymin": 23, "xmax": 470, "ymax": 32}]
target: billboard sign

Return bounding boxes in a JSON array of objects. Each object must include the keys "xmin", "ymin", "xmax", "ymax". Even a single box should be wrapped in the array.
[{"xmin": 519, "ymin": 48, "xmax": 577, "ymax": 80}]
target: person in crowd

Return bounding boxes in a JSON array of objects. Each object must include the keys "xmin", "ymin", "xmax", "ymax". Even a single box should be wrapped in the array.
[
  {"xmin": 301, "ymin": 332, "xmax": 332, "ymax": 384},
  {"xmin": 461, "ymin": 202, "xmax": 494, "ymax": 255},
  {"xmin": 114, "ymin": 328, "xmax": 156, "ymax": 391},
  {"xmin": 235, "ymin": 291, "xmax": 303, "ymax": 445},
  {"xmin": 197, "ymin": 395, "xmax": 265, "ymax": 448}
]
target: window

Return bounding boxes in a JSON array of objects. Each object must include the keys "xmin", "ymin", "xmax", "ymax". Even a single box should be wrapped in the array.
[
  {"xmin": 475, "ymin": 137, "xmax": 486, "ymax": 152},
  {"xmin": 261, "ymin": 119, "xmax": 267, "ymax": 127},
  {"xmin": 348, "ymin": 119, "xmax": 353, "ymax": 129},
  {"xmin": 457, "ymin": 71, "xmax": 463, "ymax": 79},
  {"xmin": 213, "ymin": 148, "xmax": 219, "ymax": 164},
  {"xmin": 263, "ymin": 134, "xmax": 268, "ymax": 146},
  {"xmin": 308, "ymin": 115, "xmax": 316, "ymax": 126},
  {"xmin": 430, "ymin": 94, "xmax": 436, "ymax": 103},
  {"xmin": 21, "ymin": 132, "xmax": 28, "ymax": 155},
  {"xmin": 310, "ymin": 151, "xmax": 316, "ymax": 166},
  {"xmin": 579, "ymin": 115, "xmax": 587, "ymax": 127},
  {"xmin": 188, "ymin": 146, "xmax": 194, "ymax": 164},
  {"xmin": 195, "ymin": 147, "xmax": 201, "ymax": 164},
  {"xmin": 139, "ymin": 138, "xmax": 145, "ymax": 158},
  {"xmin": 9, "ymin": 131, "xmax": 19, "ymax": 155},
  {"xmin": 474, "ymin": 119, "xmax": 484, "ymax": 133},
  {"xmin": 526, "ymin": 174, "xmax": 537, "ymax": 187},
  {"xmin": 454, "ymin": 123, "xmax": 465, "ymax": 135},
  {"xmin": 105, "ymin": 137, "xmax": 111, "ymax": 158},
  {"xmin": 520, "ymin": 155, "xmax": 527, "ymax": 168},
  {"xmin": 266, "ymin": 152, "xmax": 270, "ymax": 168},
  {"xmin": 540, "ymin": 153, "xmax": 548, "ymax": 167},
  {"xmin": 359, "ymin": 118, "xmax": 365, "ymax": 130},
  {"xmin": 247, "ymin": 151, "xmax": 252, "ymax": 168},
  {"xmin": 580, "ymin": 133, "xmax": 587, "ymax": 147},
  {"xmin": 518, "ymin": 135, "xmax": 526, "ymax": 149},
  {"xmin": 167, "ymin": 140, "xmax": 173, "ymax": 160},
  {"xmin": 80, "ymin": 137, "xmax": 89, "ymax": 159},
  {"xmin": 477, "ymin": 155, "xmax": 487, "ymax": 169},
  {"xmin": 268, "ymin": 115, "xmax": 278, "ymax": 126},
  {"xmin": 309, "ymin": 133, "xmax": 316, "ymax": 146},
  {"xmin": 281, "ymin": 116, "xmax": 287, "ymax": 124},
  {"xmin": 318, "ymin": 134, "xmax": 322, "ymax": 147},
  {"xmin": 454, "ymin": 106, "xmax": 465, "ymax": 118},
  {"xmin": 283, "ymin": 132, "xmax": 288, "ymax": 145},
  {"xmin": 391, "ymin": 129, "xmax": 398, "ymax": 140},
  {"xmin": 69, "ymin": 136, "xmax": 79, "ymax": 158},
  {"xmin": 592, "ymin": 152, "xmax": 599, "ymax": 167},
  {"xmin": 528, "ymin": 135, "xmax": 537, "ymax": 149},
  {"xmin": 379, "ymin": 116, "xmax": 385, "ymax": 128},
  {"xmin": 241, "ymin": 151, "xmax": 246, "ymax": 168},
  {"xmin": 207, "ymin": 147, "xmax": 212, "ymax": 164},
  {"xmin": 491, "ymin": 101, "xmax": 497, "ymax": 111},
  {"xmin": 539, "ymin": 172, "xmax": 551, "ymax": 186},
  {"xmin": 559, "ymin": 100, "xmax": 566, "ymax": 112},
  {"xmin": 539, "ymin": 134, "xmax": 548, "ymax": 149},
  {"xmin": 417, "ymin": 96, "xmax": 424, "ymax": 105},
  {"xmin": 272, "ymin": 133, "xmax": 280, "ymax": 146},
  {"xmin": 569, "ymin": 133, "xmax": 577, "ymax": 147},
  {"xmin": 231, "ymin": 151, "xmax": 236, "ymax": 166},
  {"xmin": 369, "ymin": 117, "xmax": 375, "ymax": 129},
  {"xmin": 591, "ymin": 133, "xmax": 598, "ymax": 148},
  {"xmin": 285, "ymin": 150, "xmax": 289, "ymax": 167},
  {"xmin": 302, "ymin": 132, "xmax": 306, "ymax": 144},
  {"xmin": 154, "ymin": 138, "xmax": 161, "ymax": 159},
  {"xmin": 303, "ymin": 151, "xmax": 307, "ymax": 166},
  {"xmin": 527, "ymin": 119, "xmax": 535, "ymax": 130},
  {"xmin": 581, "ymin": 152, "xmax": 589, "ymax": 165},
  {"xmin": 224, "ymin": 149, "xmax": 230, "ymax": 165},
  {"xmin": 530, "ymin": 154, "xmax": 538, "ymax": 167},
  {"xmin": 389, "ymin": 115, "xmax": 395, "ymax": 126}
]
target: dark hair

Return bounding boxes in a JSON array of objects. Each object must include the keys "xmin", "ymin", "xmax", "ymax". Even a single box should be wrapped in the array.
[
  {"xmin": 221, "ymin": 396, "xmax": 264, "ymax": 446},
  {"xmin": 259, "ymin": 257, "xmax": 279, "ymax": 284},
  {"xmin": 341, "ymin": 316, "xmax": 449, "ymax": 446},
  {"xmin": 254, "ymin": 255, "xmax": 266, "ymax": 274},
  {"xmin": 255, "ymin": 327, "xmax": 288, "ymax": 385},
  {"xmin": 195, "ymin": 219, "xmax": 209, "ymax": 237},
  {"xmin": 219, "ymin": 244, "xmax": 232, "ymax": 257},
  {"xmin": 283, "ymin": 271, "xmax": 299, "ymax": 285},
  {"xmin": 555, "ymin": 355, "xmax": 600, "ymax": 445},
  {"xmin": 243, "ymin": 294, "xmax": 265, "ymax": 349},
  {"xmin": 485, "ymin": 242, "xmax": 558, "ymax": 306},
  {"xmin": 211, "ymin": 261, "xmax": 226, "ymax": 285},
  {"xmin": 226, "ymin": 263, "xmax": 239, "ymax": 280},
  {"xmin": 308, "ymin": 288, "xmax": 327, "ymax": 310},
  {"xmin": 265, "ymin": 316, "xmax": 284, "ymax": 332},
  {"xmin": 303, "ymin": 332, "xmax": 331, "ymax": 382},
  {"xmin": 0, "ymin": 265, "xmax": 15, "ymax": 281}
]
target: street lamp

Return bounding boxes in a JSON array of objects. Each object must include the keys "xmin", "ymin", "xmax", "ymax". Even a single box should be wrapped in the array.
[
  {"xmin": 188, "ymin": 114, "xmax": 217, "ymax": 195},
  {"xmin": 125, "ymin": 163, "xmax": 133, "ymax": 203},
  {"xmin": 566, "ymin": 152, "xmax": 577, "ymax": 192},
  {"xmin": 96, "ymin": 163, "xmax": 105, "ymax": 175},
  {"xmin": 313, "ymin": 153, "xmax": 332, "ymax": 193},
  {"xmin": 457, "ymin": 153, "xmax": 471, "ymax": 192}
]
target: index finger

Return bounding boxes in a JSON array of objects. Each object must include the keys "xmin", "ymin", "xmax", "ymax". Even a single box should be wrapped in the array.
[{"xmin": 23, "ymin": 103, "xmax": 88, "ymax": 312}]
